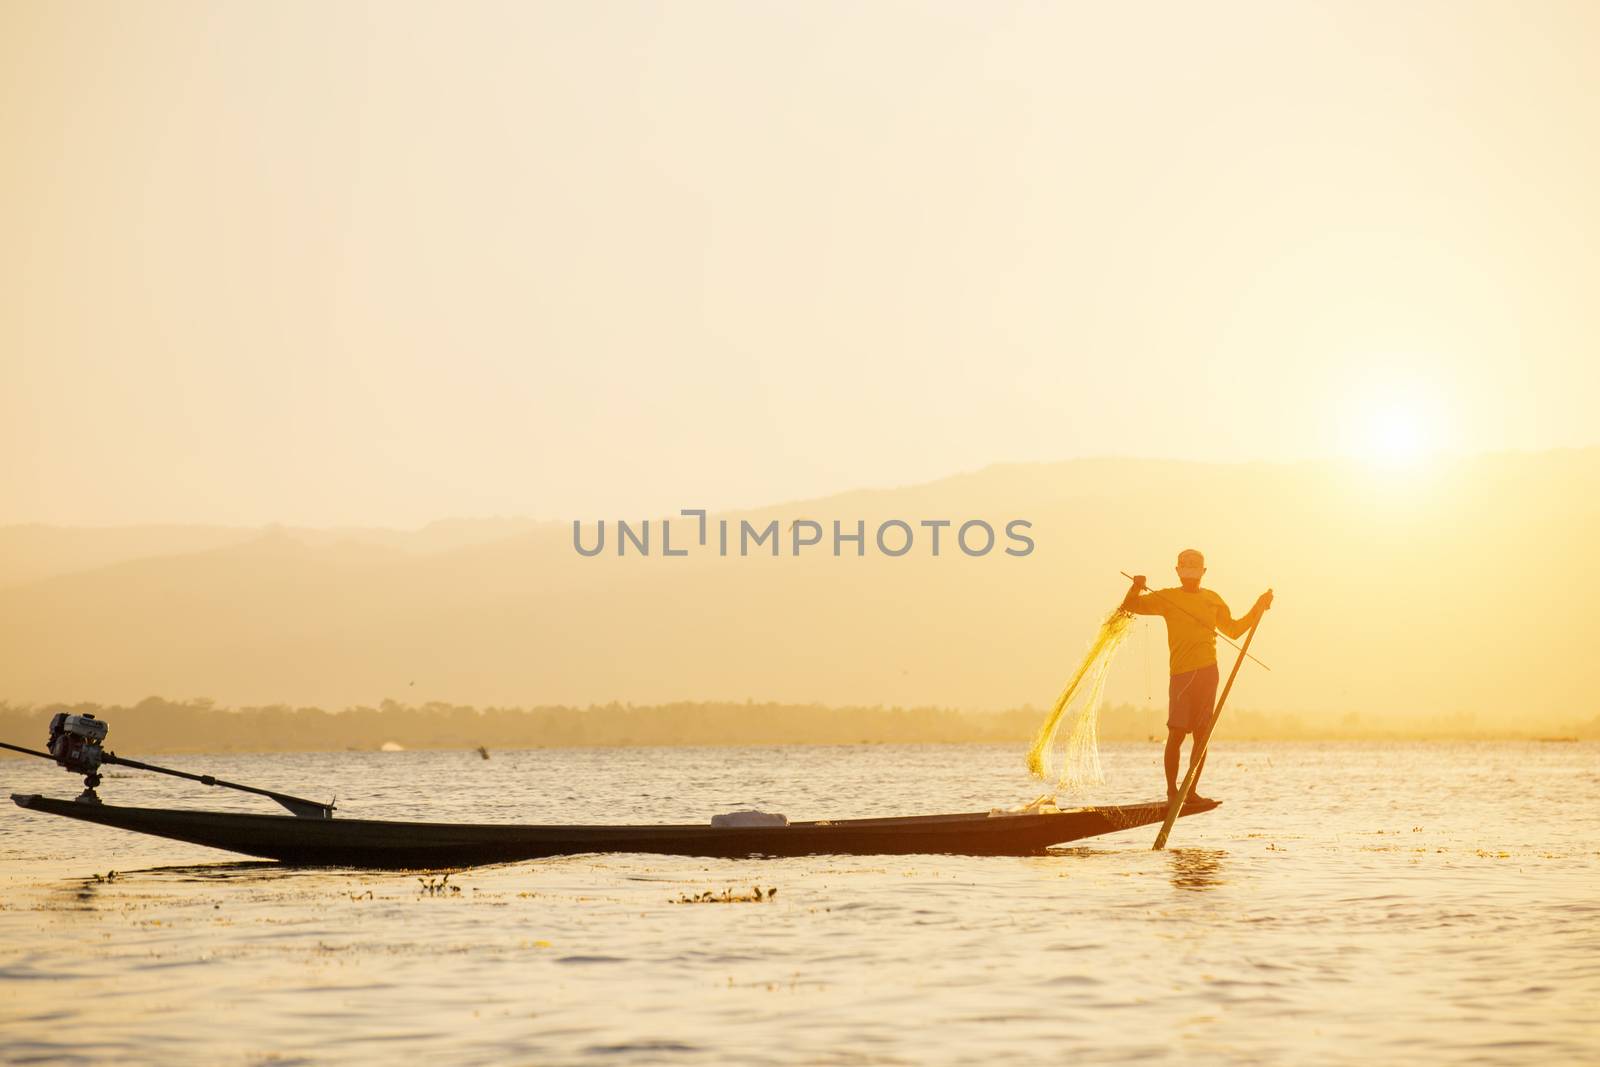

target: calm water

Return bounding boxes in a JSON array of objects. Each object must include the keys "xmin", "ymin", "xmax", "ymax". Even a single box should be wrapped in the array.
[{"xmin": 1, "ymin": 742, "xmax": 1596, "ymax": 1065}]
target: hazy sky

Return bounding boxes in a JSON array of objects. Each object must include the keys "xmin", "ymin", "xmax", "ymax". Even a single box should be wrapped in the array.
[{"xmin": 3, "ymin": 1, "xmax": 1596, "ymax": 527}]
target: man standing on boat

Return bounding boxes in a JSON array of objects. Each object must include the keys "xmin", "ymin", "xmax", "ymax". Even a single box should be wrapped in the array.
[{"xmin": 1121, "ymin": 549, "xmax": 1272, "ymax": 803}]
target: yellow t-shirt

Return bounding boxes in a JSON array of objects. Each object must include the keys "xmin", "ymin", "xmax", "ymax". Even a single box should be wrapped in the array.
[{"xmin": 1129, "ymin": 587, "xmax": 1236, "ymax": 676}]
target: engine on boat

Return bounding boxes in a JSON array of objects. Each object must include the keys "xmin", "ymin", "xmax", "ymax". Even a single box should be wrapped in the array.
[{"xmin": 48, "ymin": 713, "xmax": 108, "ymax": 786}]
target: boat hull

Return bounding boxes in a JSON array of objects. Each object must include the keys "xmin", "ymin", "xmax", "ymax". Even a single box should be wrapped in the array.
[{"xmin": 10, "ymin": 793, "xmax": 1218, "ymax": 868}]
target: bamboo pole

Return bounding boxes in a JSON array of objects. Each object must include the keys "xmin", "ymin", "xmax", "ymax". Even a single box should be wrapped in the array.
[{"xmin": 1152, "ymin": 607, "xmax": 1266, "ymax": 850}]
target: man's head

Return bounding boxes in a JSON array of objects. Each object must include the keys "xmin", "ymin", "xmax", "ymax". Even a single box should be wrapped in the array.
[{"xmin": 1175, "ymin": 548, "xmax": 1205, "ymax": 590}]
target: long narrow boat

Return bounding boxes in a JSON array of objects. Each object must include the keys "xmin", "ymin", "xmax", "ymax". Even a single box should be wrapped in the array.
[{"xmin": 11, "ymin": 793, "xmax": 1219, "ymax": 868}]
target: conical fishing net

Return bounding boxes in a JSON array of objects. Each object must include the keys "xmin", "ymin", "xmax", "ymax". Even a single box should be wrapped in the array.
[{"xmin": 1026, "ymin": 609, "xmax": 1136, "ymax": 794}]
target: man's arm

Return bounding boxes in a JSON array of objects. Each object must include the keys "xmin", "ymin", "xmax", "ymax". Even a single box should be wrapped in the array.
[
  {"xmin": 1216, "ymin": 589, "xmax": 1274, "ymax": 638},
  {"xmin": 1121, "ymin": 575, "xmax": 1163, "ymax": 615}
]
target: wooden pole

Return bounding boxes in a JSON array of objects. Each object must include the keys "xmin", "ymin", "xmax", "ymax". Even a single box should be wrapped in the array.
[{"xmin": 1152, "ymin": 606, "xmax": 1266, "ymax": 850}]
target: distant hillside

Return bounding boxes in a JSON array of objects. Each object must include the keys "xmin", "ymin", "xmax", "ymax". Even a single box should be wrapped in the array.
[
  {"xmin": 0, "ymin": 518, "xmax": 547, "ymax": 589},
  {"xmin": 0, "ymin": 450, "xmax": 1593, "ymax": 734}
]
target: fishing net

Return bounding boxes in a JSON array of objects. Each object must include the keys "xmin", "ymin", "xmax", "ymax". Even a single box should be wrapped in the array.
[{"xmin": 1026, "ymin": 609, "xmax": 1136, "ymax": 794}]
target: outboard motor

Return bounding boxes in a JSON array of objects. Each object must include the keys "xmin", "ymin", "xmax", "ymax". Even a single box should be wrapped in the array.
[{"xmin": 47, "ymin": 712, "xmax": 109, "ymax": 791}]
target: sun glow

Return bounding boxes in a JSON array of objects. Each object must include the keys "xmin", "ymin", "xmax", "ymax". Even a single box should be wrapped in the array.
[
  {"xmin": 1341, "ymin": 373, "xmax": 1449, "ymax": 468},
  {"xmin": 1363, "ymin": 405, "xmax": 1432, "ymax": 466}
]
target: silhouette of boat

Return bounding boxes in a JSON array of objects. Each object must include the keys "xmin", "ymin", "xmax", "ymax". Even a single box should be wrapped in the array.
[{"xmin": 11, "ymin": 793, "xmax": 1218, "ymax": 868}]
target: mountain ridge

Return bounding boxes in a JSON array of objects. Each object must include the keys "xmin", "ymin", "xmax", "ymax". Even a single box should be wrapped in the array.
[{"xmin": 2, "ymin": 449, "xmax": 1593, "ymax": 729}]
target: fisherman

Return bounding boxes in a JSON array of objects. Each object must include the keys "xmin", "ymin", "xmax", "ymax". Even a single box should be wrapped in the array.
[{"xmin": 1122, "ymin": 549, "xmax": 1272, "ymax": 803}]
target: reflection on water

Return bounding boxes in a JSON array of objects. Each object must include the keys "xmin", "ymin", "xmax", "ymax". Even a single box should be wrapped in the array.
[
  {"xmin": 67, "ymin": 878, "xmax": 104, "ymax": 907},
  {"xmin": 1166, "ymin": 847, "xmax": 1227, "ymax": 891},
  {"xmin": 142, "ymin": 860, "xmax": 281, "ymax": 879},
  {"xmin": 1, "ymin": 741, "xmax": 1597, "ymax": 1066}
]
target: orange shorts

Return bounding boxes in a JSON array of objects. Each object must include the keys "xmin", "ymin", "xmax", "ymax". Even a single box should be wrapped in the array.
[{"xmin": 1167, "ymin": 663, "xmax": 1219, "ymax": 734}]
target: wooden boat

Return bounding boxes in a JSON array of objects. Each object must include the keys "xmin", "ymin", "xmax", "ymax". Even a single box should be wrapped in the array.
[{"xmin": 11, "ymin": 793, "xmax": 1219, "ymax": 868}]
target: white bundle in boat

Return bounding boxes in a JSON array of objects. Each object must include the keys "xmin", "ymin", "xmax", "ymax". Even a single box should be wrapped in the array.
[
  {"xmin": 989, "ymin": 795, "xmax": 1062, "ymax": 818},
  {"xmin": 710, "ymin": 810, "xmax": 789, "ymax": 827}
]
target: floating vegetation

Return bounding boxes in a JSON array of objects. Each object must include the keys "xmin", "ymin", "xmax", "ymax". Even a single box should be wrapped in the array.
[
  {"xmin": 418, "ymin": 873, "xmax": 462, "ymax": 896},
  {"xmin": 672, "ymin": 886, "xmax": 777, "ymax": 904}
]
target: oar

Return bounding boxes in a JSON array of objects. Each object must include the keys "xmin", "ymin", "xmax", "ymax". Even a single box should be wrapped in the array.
[
  {"xmin": 1152, "ymin": 606, "xmax": 1266, "ymax": 850},
  {"xmin": 0, "ymin": 740, "xmax": 334, "ymax": 819}
]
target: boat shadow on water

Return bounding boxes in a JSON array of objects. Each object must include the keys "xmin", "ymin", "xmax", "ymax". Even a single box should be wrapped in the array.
[
  {"xmin": 48, "ymin": 860, "xmax": 290, "ymax": 908},
  {"xmin": 60, "ymin": 858, "xmax": 475, "ymax": 888}
]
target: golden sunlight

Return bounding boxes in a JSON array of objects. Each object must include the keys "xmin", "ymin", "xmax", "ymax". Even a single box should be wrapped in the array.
[{"xmin": 1341, "ymin": 373, "xmax": 1449, "ymax": 468}]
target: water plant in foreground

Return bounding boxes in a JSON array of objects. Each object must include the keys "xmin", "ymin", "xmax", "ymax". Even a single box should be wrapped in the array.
[{"xmin": 672, "ymin": 886, "xmax": 777, "ymax": 904}]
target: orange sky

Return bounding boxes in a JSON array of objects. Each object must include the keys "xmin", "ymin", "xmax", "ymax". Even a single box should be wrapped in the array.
[{"xmin": 3, "ymin": 2, "xmax": 1597, "ymax": 526}]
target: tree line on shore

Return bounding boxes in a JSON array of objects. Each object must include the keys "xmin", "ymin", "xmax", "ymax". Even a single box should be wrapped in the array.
[{"xmin": 0, "ymin": 697, "xmax": 1589, "ymax": 755}]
